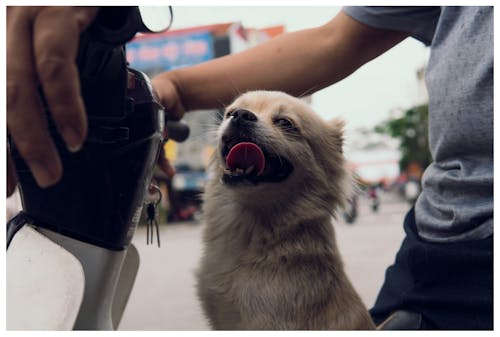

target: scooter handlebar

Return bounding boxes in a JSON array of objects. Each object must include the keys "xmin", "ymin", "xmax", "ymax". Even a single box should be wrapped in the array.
[{"xmin": 166, "ymin": 120, "xmax": 190, "ymax": 143}]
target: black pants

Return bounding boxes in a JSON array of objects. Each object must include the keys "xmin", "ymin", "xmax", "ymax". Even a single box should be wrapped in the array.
[{"xmin": 370, "ymin": 208, "xmax": 493, "ymax": 330}]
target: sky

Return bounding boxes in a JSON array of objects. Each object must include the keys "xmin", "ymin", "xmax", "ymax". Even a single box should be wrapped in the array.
[{"xmin": 166, "ymin": 6, "xmax": 431, "ymax": 131}]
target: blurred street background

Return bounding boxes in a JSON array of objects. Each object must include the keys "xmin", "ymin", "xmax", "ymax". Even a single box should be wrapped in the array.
[{"xmin": 118, "ymin": 191, "xmax": 411, "ymax": 330}]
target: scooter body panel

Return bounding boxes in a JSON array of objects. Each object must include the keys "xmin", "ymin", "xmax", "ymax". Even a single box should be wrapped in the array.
[
  {"xmin": 7, "ymin": 225, "xmax": 85, "ymax": 330},
  {"xmin": 38, "ymin": 227, "xmax": 135, "ymax": 330}
]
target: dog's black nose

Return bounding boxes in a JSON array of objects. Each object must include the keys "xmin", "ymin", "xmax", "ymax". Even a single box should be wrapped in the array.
[
  {"xmin": 221, "ymin": 109, "xmax": 258, "ymax": 149},
  {"xmin": 230, "ymin": 109, "xmax": 257, "ymax": 125}
]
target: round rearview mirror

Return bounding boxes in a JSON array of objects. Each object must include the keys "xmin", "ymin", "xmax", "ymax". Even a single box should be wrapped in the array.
[{"xmin": 138, "ymin": 6, "xmax": 173, "ymax": 33}]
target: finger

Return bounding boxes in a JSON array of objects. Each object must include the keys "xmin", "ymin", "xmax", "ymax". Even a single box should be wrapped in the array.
[
  {"xmin": 7, "ymin": 7, "xmax": 63, "ymax": 187},
  {"xmin": 157, "ymin": 146, "xmax": 176, "ymax": 178},
  {"xmin": 162, "ymin": 119, "xmax": 169, "ymax": 139},
  {"xmin": 7, "ymin": 153, "xmax": 18, "ymax": 197},
  {"xmin": 33, "ymin": 7, "xmax": 98, "ymax": 152}
]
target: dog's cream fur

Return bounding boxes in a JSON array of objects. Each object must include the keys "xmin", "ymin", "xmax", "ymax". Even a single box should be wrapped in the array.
[{"xmin": 196, "ymin": 91, "xmax": 375, "ymax": 330}]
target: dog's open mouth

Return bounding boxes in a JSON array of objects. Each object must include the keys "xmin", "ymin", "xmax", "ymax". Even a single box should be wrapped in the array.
[{"xmin": 221, "ymin": 141, "xmax": 294, "ymax": 185}]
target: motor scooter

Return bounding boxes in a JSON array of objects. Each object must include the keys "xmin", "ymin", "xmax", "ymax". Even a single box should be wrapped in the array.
[
  {"xmin": 343, "ymin": 194, "xmax": 358, "ymax": 224},
  {"xmin": 6, "ymin": 6, "xmax": 189, "ymax": 330},
  {"xmin": 368, "ymin": 186, "xmax": 380, "ymax": 213}
]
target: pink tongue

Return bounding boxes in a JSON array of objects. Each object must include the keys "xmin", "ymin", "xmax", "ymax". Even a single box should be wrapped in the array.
[{"xmin": 226, "ymin": 142, "xmax": 266, "ymax": 175}]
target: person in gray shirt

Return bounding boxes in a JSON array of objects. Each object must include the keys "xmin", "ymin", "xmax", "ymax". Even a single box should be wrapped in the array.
[
  {"xmin": 341, "ymin": 6, "xmax": 493, "ymax": 329},
  {"xmin": 344, "ymin": 7, "xmax": 493, "ymax": 244},
  {"xmin": 7, "ymin": 6, "xmax": 492, "ymax": 330}
]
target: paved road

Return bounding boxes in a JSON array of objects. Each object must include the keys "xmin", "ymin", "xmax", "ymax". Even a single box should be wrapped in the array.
[{"xmin": 118, "ymin": 192, "xmax": 411, "ymax": 330}]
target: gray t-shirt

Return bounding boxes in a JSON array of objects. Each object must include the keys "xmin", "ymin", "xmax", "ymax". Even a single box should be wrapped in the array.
[{"xmin": 343, "ymin": 6, "xmax": 493, "ymax": 242}]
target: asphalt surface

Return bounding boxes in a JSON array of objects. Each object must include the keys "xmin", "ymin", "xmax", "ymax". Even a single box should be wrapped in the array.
[{"xmin": 118, "ymin": 192, "xmax": 410, "ymax": 330}]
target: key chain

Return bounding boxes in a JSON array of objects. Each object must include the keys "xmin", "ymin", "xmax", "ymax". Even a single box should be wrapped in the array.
[{"xmin": 146, "ymin": 184, "xmax": 162, "ymax": 247}]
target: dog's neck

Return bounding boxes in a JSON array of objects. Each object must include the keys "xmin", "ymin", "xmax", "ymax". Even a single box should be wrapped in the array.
[{"xmin": 202, "ymin": 180, "xmax": 342, "ymax": 252}]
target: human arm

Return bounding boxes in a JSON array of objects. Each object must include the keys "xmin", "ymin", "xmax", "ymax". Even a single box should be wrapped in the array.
[{"xmin": 152, "ymin": 10, "xmax": 409, "ymax": 118}]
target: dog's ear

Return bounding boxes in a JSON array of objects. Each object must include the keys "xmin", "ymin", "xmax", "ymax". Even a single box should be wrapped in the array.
[{"xmin": 327, "ymin": 118, "xmax": 345, "ymax": 152}]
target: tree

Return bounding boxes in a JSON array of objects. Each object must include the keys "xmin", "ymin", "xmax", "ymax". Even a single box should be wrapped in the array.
[{"xmin": 375, "ymin": 104, "xmax": 432, "ymax": 173}]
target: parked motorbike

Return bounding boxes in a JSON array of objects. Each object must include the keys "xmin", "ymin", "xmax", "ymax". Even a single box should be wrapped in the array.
[
  {"xmin": 368, "ymin": 186, "xmax": 380, "ymax": 213},
  {"xmin": 6, "ymin": 6, "xmax": 189, "ymax": 330},
  {"xmin": 404, "ymin": 178, "xmax": 421, "ymax": 206},
  {"xmin": 343, "ymin": 194, "xmax": 359, "ymax": 224}
]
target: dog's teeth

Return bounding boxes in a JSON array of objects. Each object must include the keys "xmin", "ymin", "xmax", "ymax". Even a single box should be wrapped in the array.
[
  {"xmin": 223, "ymin": 166, "xmax": 254, "ymax": 177},
  {"xmin": 245, "ymin": 165, "xmax": 255, "ymax": 175}
]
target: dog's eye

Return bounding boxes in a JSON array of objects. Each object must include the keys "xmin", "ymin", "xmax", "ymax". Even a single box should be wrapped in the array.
[
  {"xmin": 274, "ymin": 118, "xmax": 297, "ymax": 132},
  {"xmin": 225, "ymin": 110, "xmax": 234, "ymax": 119}
]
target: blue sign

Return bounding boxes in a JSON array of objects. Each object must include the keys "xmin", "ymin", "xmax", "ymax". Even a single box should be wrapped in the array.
[{"xmin": 127, "ymin": 31, "xmax": 214, "ymax": 72}]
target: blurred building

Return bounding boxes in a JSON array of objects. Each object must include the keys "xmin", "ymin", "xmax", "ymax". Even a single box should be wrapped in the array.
[
  {"xmin": 345, "ymin": 64, "xmax": 429, "ymax": 189},
  {"xmin": 345, "ymin": 128, "xmax": 401, "ymax": 187}
]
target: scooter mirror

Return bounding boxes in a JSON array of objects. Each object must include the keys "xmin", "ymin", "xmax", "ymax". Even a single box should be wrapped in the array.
[
  {"xmin": 87, "ymin": 6, "xmax": 172, "ymax": 46},
  {"xmin": 138, "ymin": 6, "xmax": 173, "ymax": 33}
]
